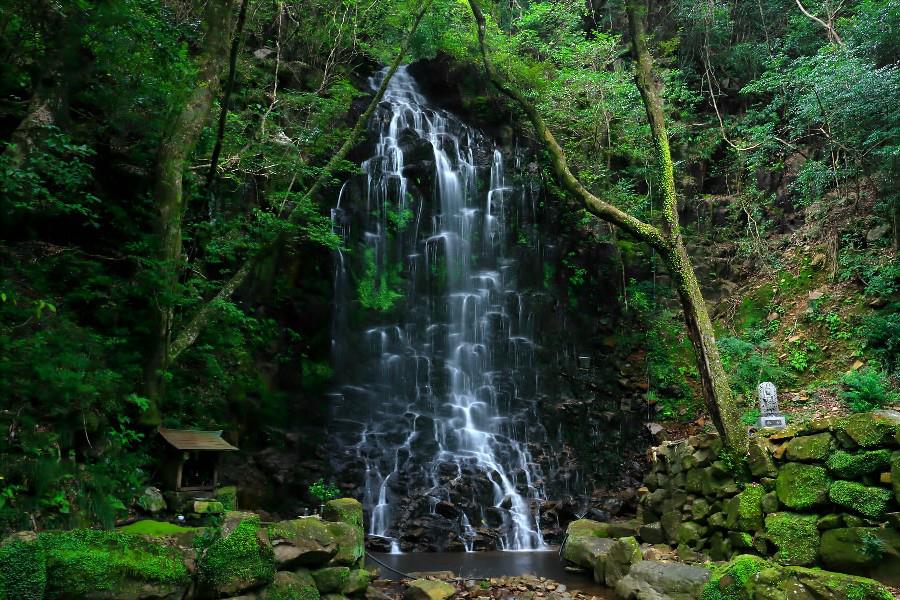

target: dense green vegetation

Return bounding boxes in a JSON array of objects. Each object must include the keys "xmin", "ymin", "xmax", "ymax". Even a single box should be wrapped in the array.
[{"xmin": 0, "ymin": 0, "xmax": 896, "ymax": 531}]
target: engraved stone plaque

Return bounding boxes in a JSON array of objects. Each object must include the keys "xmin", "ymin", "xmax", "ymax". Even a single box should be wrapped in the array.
[{"xmin": 756, "ymin": 381, "xmax": 786, "ymax": 429}]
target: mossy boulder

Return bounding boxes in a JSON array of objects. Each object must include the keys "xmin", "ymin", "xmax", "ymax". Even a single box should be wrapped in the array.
[
  {"xmin": 614, "ymin": 560, "xmax": 710, "ymax": 600},
  {"xmin": 828, "ymin": 480, "xmax": 893, "ymax": 518},
  {"xmin": 659, "ymin": 510, "xmax": 682, "ymax": 545},
  {"xmin": 764, "ymin": 512, "xmax": 819, "ymax": 566},
  {"xmin": 698, "ymin": 554, "xmax": 771, "ymax": 600},
  {"xmin": 821, "ymin": 527, "xmax": 900, "ymax": 579},
  {"xmin": 324, "ymin": 522, "xmax": 364, "ymax": 568},
  {"xmin": 725, "ymin": 484, "xmax": 764, "ymax": 531},
  {"xmin": 892, "ymin": 451, "xmax": 900, "ymax": 504},
  {"xmin": 839, "ymin": 411, "xmax": 900, "ymax": 448},
  {"xmin": 40, "ymin": 528, "xmax": 192, "ymax": 600},
  {"xmin": 0, "ymin": 532, "xmax": 45, "ymax": 600},
  {"xmin": 403, "ymin": 579, "xmax": 456, "ymax": 600},
  {"xmin": 784, "ymin": 433, "xmax": 833, "ymax": 462},
  {"xmin": 826, "ymin": 449, "xmax": 892, "ymax": 479},
  {"xmin": 312, "ymin": 567, "xmax": 351, "ymax": 593},
  {"xmin": 786, "ymin": 567, "xmax": 894, "ymax": 600},
  {"xmin": 676, "ymin": 521, "xmax": 707, "ymax": 547},
  {"xmin": 193, "ymin": 500, "xmax": 225, "ymax": 515},
  {"xmin": 260, "ymin": 570, "xmax": 320, "ymax": 600},
  {"xmin": 747, "ymin": 439, "xmax": 777, "ymax": 478},
  {"xmin": 605, "ymin": 536, "xmax": 643, "ymax": 587},
  {"xmin": 561, "ymin": 519, "xmax": 612, "ymax": 570},
  {"xmin": 198, "ymin": 512, "xmax": 275, "ymax": 597},
  {"xmin": 775, "ymin": 463, "xmax": 830, "ymax": 509},
  {"xmin": 268, "ymin": 518, "xmax": 338, "ymax": 570},
  {"xmin": 323, "ymin": 499, "xmax": 364, "ymax": 530},
  {"xmin": 341, "ymin": 569, "xmax": 371, "ymax": 596}
]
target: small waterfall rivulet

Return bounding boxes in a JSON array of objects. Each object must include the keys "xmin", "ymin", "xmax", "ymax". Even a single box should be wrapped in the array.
[{"xmin": 329, "ymin": 66, "xmax": 555, "ymax": 552}]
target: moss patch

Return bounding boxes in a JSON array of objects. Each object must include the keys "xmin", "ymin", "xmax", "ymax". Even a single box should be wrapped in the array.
[
  {"xmin": 764, "ymin": 512, "xmax": 819, "ymax": 566},
  {"xmin": 324, "ymin": 521, "xmax": 364, "ymax": 567},
  {"xmin": 839, "ymin": 413, "xmax": 899, "ymax": 447},
  {"xmin": 0, "ymin": 533, "xmax": 45, "ymax": 600},
  {"xmin": 699, "ymin": 554, "xmax": 771, "ymax": 600},
  {"xmin": 787, "ymin": 567, "xmax": 895, "ymax": 600},
  {"xmin": 784, "ymin": 433, "xmax": 832, "ymax": 462},
  {"xmin": 40, "ymin": 529, "xmax": 190, "ymax": 598},
  {"xmin": 117, "ymin": 520, "xmax": 199, "ymax": 536},
  {"xmin": 828, "ymin": 480, "xmax": 893, "ymax": 518},
  {"xmin": 726, "ymin": 484, "xmax": 765, "ymax": 531},
  {"xmin": 198, "ymin": 513, "xmax": 275, "ymax": 595},
  {"xmin": 826, "ymin": 449, "xmax": 892, "ymax": 478},
  {"xmin": 775, "ymin": 462, "xmax": 831, "ymax": 509},
  {"xmin": 260, "ymin": 570, "xmax": 320, "ymax": 600},
  {"xmin": 323, "ymin": 498, "xmax": 363, "ymax": 529}
]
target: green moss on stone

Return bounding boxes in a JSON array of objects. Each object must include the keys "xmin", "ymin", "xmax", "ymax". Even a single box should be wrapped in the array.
[
  {"xmin": 787, "ymin": 567, "xmax": 895, "ymax": 600},
  {"xmin": 324, "ymin": 521, "xmax": 364, "ymax": 567},
  {"xmin": 726, "ymin": 484, "xmax": 764, "ymax": 531},
  {"xmin": 775, "ymin": 463, "xmax": 831, "ymax": 509},
  {"xmin": 198, "ymin": 514, "xmax": 275, "ymax": 594},
  {"xmin": 785, "ymin": 433, "xmax": 833, "ymax": 461},
  {"xmin": 261, "ymin": 570, "xmax": 321, "ymax": 600},
  {"xmin": 0, "ymin": 533, "xmax": 45, "ymax": 600},
  {"xmin": 312, "ymin": 567, "xmax": 350, "ymax": 593},
  {"xmin": 826, "ymin": 450, "xmax": 892, "ymax": 479},
  {"xmin": 117, "ymin": 520, "xmax": 199, "ymax": 536},
  {"xmin": 341, "ymin": 569, "xmax": 370, "ymax": 595},
  {"xmin": 828, "ymin": 480, "xmax": 893, "ymax": 519},
  {"xmin": 839, "ymin": 413, "xmax": 899, "ymax": 448},
  {"xmin": 323, "ymin": 499, "xmax": 364, "ymax": 529},
  {"xmin": 40, "ymin": 529, "xmax": 190, "ymax": 598},
  {"xmin": 698, "ymin": 554, "xmax": 772, "ymax": 600},
  {"xmin": 764, "ymin": 512, "xmax": 819, "ymax": 566}
]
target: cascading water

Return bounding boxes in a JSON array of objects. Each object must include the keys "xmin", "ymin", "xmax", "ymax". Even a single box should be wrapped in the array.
[{"xmin": 329, "ymin": 65, "xmax": 553, "ymax": 552}]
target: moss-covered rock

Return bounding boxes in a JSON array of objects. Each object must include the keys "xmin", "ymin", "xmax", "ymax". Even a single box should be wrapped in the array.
[
  {"xmin": 698, "ymin": 554, "xmax": 771, "ymax": 600},
  {"xmin": 760, "ymin": 491, "xmax": 779, "ymax": 514},
  {"xmin": 40, "ymin": 528, "xmax": 191, "ymax": 600},
  {"xmin": 747, "ymin": 439, "xmax": 777, "ymax": 478},
  {"xmin": 614, "ymin": 560, "xmax": 711, "ymax": 600},
  {"xmin": 775, "ymin": 463, "xmax": 830, "ymax": 509},
  {"xmin": 828, "ymin": 480, "xmax": 893, "ymax": 518},
  {"xmin": 786, "ymin": 567, "xmax": 894, "ymax": 600},
  {"xmin": 820, "ymin": 527, "xmax": 894, "ymax": 571},
  {"xmin": 892, "ymin": 450, "xmax": 900, "ymax": 504},
  {"xmin": 0, "ymin": 532, "xmax": 45, "ymax": 600},
  {"xmin": 198, "ymin": 512, "xmax": 275, "ymax": 597},
  {"xmin": 323, "ymin": 499, "xmax": 364, "ymax": 530},
  {"xmin": 341, "ymin": 569, "xmax": 371, "ymax": 596},
  {"xmin": 193, "ymin": 500, "xmax": 225, "ymax": 514},
  {"xmin": 817, "ymin": 514, "xmax": 843, "ymax": 530},
  {"xmin": 324, "ymin": 522, "xmax": 364, "ymax": 568},
  {"xmin": 826, "ymin": 449, "xmax": 892, "ymax": 479},
  {"xmin": 268, "ymin": 518, "xmax": 338, "ymax": 570},
  {"xmin": 260, "ymin": 570, "xmax": 320, "ymax": 600},
  {"xmin": 605, "ymin": 536, "xmax": 643, "ymax": 587},
  {"xmin": 839, "ymin": 412, "xmax": 900, "ymax": 448},
  {"xmin": 403, "ymin": 579, "xmax": 456, "ymax": 600},
  {"xmin": 725, "ymin": 484, "xmax": 764, "ymax": 531},
  {"xmin": 676, "ymin": 521, "xmax": 707, "ymax": 547},
  {"xmin": 784, "ymin": 433, "xmax": 833, "ymax": 462},
  {"xmin": 561, "ymin": 519, "xmax": 612, "ymax": 570},
  {"xmin": 764, "ymin": 512, "xmax": 819, "ymax": 566},
  {"xmin": 312, "ymin": 567, "xmax": 351, "ymax": 593}
]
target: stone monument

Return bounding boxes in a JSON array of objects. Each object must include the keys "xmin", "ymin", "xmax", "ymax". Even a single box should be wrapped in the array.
[{"xmin": 756, "ymin": 382, "xmax": 786, "ymax": 429}]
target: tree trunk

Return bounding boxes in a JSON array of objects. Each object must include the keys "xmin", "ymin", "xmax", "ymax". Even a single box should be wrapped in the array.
[
  {"xmin": 625, "ymin": 0, "xmax": 747, "ymax": 454},
  {"xmin": 144, "ymin": 0, "xmax": 236, "ymax": 419},
  {"xmin": 466, "ymin": 0, "xmax": 747, "ymax": 455}
]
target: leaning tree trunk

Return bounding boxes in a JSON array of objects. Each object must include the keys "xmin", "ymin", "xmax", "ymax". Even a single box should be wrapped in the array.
[
  {"xmin": 144, "ymin": 0, "xmax": 236, "ymax": 419},
  {"xmin": 625, "ymin": 0, "xmax": 747, "ymax": 454},
  {"xmin": 466, "ymin": 0, "xmax": 747, "ymax": 455}
]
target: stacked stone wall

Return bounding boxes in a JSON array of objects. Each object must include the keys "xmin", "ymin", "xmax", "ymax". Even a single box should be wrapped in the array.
[{"xmin": 637, "ymin": 410, "xmax": 900, "ymax": 586}]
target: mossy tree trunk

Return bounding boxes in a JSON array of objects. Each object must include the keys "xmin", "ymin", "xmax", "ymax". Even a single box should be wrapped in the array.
[
  {"xmin": 144, "ymin": 0, "xmax": 236, "ymax": 416},
  {"xmin": 466, "ymin": 0, "xmax": 747, "ymax": 455}
]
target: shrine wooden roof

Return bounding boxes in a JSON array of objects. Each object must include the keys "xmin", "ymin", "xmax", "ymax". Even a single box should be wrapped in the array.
[{"xmin": 158, "ymin": 428, "xmax": 239, "ymax": 451}]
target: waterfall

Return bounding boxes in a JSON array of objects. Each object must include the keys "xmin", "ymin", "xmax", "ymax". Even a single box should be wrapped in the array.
[{"xmin": 330, "ymin": 66, "xmax": 549, "ymax": 551}]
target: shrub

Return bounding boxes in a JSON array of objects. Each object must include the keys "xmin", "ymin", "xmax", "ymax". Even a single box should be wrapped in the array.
[{"xmin": 840, "ymin": 368, "xmax": 897, "ymax": 412}]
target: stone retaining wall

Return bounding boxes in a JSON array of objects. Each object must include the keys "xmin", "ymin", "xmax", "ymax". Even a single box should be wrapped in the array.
[{"xmin": 637, "ymin": 410, "xmax": 900, "ymax": 586}]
